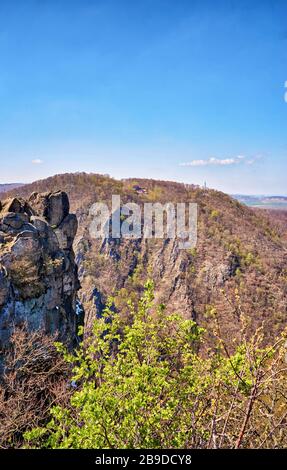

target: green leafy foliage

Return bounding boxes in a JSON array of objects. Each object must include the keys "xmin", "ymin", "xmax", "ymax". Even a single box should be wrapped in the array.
[{"xmin": 25, "ymin": 281, "xmax": 287, "ymax": 449}]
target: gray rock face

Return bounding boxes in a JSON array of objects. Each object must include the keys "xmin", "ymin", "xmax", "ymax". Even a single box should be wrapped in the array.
[
  {"xmin": 54, "ymin": 214, "xmax": 78, "ymax": 250},
  {"xmin": 0, "ymin": 191, "xmax": 81, "ymax": 351},
  {"xmin": 29, "ymin": 191, "xmax": 69, "ymax": 227}
]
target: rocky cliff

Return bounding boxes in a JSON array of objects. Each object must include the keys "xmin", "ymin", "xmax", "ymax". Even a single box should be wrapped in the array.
[{"xmin": 0, "ymin": 191, "xmax": 81, "ymax": 351}]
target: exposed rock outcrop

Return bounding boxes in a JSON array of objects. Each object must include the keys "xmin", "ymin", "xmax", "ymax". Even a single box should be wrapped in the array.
[{"xmin": 0, "ymin": 192, "xmax": 81, "ymax": 351}]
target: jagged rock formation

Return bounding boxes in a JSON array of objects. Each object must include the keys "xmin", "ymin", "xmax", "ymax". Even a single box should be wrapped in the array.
[{"xmin": 0, "ymin": 191, "xmax": 81, "ymax": 350}]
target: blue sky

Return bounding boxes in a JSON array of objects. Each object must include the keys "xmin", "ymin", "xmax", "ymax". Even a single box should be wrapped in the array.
[{"xmin": 0, "ymin": 0, "xmax": 286, "ymax": 194}]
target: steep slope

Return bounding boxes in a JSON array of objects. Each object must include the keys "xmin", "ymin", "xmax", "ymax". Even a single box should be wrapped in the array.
[
  {"xmin": 0, "ymin": 191, "xmax": 81, "ymax": 351},
  {"xmin": 5, "ymin": 173, "xmax": 287, "ymax": 343}
]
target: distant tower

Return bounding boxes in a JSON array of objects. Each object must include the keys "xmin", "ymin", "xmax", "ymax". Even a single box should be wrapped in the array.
[{"xmin": 203, "ymin": 181, "xmax": 207, "ymax": 190}]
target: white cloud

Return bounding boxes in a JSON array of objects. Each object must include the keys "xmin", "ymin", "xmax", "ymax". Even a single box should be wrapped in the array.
[
  {"xmin": 31, "ymin": 159, "xmax": 43, "ymax": 164},
  {"xmin": 179, "ymin": 155, "xmax": 261, "ymax": 167}
]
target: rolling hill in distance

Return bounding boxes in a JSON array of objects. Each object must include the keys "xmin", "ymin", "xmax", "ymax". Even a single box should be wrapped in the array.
[
  {"xmin": 233, "ymin": 194, "xmax": 287, "ymax": 209},
  {"xmin": 0, "ymin": 183, "xmax": 24, "ymax": 194},
  {"xmin": 2, "ymin": 182, "xmax": 287, "ymax": 208}
]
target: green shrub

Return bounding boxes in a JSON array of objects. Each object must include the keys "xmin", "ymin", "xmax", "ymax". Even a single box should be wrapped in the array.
[{"xmin": 25, "ymin": 282, "xmax": 287, "ymax": 449}]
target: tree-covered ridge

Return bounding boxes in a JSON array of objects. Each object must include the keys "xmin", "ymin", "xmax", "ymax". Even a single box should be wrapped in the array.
[{"xmin": 5, "ymin": 172, "xmax": 287, "ymax": 344}]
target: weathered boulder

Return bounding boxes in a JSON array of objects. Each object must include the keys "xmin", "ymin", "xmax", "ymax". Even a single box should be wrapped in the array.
[
  {"xmin": 30, "ymin": 216, "xmax": 59, "ymax": 253},
  {"xmin": 47, "ymin": 191, "xmax": 70, "ymax": 226},
  {"xmin": 29, "ymin": 191, "xmax": 69, "ymax": 227},
  {"xmin": 0, "ymin": 212, "xmax": 29, "ymax": 230},
  {"xmin": 28, "ymin": 192, "xmax": 49, "ymax": 218},
  {"xmin": 1, "ymin": 197, "xmax": 24, "ymax": 214},
  {"xmin": 54, "ymin": 214, "xmax": 78, "ymax": 250},
  {"xmin": 0, "ymin": 191, "xmax": 82, "ymax": 351}
]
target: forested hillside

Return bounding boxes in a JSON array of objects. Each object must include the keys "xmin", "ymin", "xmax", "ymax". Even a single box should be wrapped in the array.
[{"xmin": 6, "ymin": 172, "xmax": 287, "ymax": 344}]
